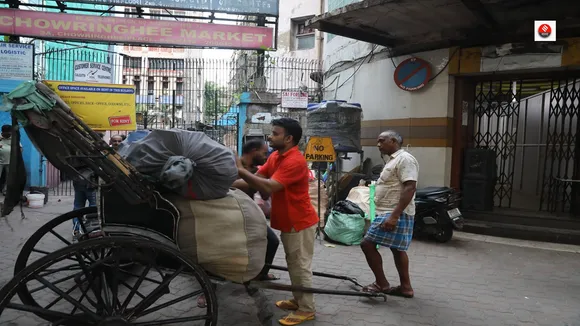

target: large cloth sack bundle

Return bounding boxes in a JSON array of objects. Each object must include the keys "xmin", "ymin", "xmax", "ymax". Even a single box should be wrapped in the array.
[
  {"xmin": 324, "ymin": 200, "xmax": 367, "ymax": 246},
  {"xmin": 170, "ymin": 188, "xmax": 268, "ymax": 283},
  {"xmin": 120, "ymin": 129, "xmax": 238, "ymax": 200},
  {"xmin": 324, "ymin": 210, "xmax": 366, "ymax": 246}
]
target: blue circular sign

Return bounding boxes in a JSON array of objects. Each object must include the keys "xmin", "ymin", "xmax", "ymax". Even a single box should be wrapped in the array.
[{"xmin": 393, "ymin": 57, "xmax": 432, "ymax": 91}]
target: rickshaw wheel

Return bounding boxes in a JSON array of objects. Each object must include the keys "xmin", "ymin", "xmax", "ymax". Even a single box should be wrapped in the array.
[
  {"xmin": 1, "ymin": 236, "xmax": 218, "ymax": 325},
  {"xmin": 14, "ymin": 207, "xmax": 99, "ymax": 308}
]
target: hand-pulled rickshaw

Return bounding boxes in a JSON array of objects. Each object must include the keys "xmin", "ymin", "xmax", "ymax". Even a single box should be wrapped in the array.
[{"xmin": 0, "ymin": 82, "xmax": 386, "ymax": 325}]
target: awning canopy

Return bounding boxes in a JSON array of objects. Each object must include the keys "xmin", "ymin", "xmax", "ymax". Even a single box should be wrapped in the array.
[{"xmin": 307, "ymin": 0, "xmax": 580, "ymax": 57}]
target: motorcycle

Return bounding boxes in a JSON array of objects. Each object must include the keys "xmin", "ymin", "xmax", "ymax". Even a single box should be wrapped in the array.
[{"xmin": 414, "ymin": 186, "xmax": 464, "ymax": 243}]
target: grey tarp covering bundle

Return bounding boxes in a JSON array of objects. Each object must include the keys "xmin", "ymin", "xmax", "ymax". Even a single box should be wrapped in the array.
[
  {"xmin": 169, "ymin": 189, "xmax": 268, "ymax": 283},
  {"xmin": 120, "ymin": 129, "xmax": 238, "ymax": 200},
  {"xmin": 306, "ymin": 101, "xmax": 362, "ymax": 152}
]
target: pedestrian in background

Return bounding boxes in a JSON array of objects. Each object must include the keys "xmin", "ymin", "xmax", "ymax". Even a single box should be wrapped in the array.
[{"xmin": 72, "ymin": 132, "xmax": 104, "ymax": 239}]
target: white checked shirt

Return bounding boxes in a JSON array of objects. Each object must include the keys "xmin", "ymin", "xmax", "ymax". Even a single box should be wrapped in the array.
[{"xmin": 374, "ymin": 149, "xmax": 419, "ymax": 216}]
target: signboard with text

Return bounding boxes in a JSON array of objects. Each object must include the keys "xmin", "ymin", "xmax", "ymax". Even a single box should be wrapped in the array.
[
  {"xmin": 43, "ymin": 81, "xmax": 137, "ymax": 131},
  {"xmin": 0, "ymin": 42, "xmax": 33, "ymax": 92},
  {"xmin": 68, "ymin": 0, "xmax": 278, "ymax": 16},
  {"xmin": 281, "ymin": 91, "xmax": 308, "ymax": 109},
  {"xmin": 0, "ymin": 9, "xmax": 274, "ymax": 50},
  {"xmin": 74, "ymin": 61, "xmax": 113, "ymax": 83},
  {"xmin": 304, "ymin": 137, "xmax": 336, "ymax": 162}
]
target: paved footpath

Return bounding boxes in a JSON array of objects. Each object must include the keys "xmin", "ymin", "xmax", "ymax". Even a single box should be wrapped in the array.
[{"xmin": 1, "ymin": 198, "xmax": 580, "ymax": 326}]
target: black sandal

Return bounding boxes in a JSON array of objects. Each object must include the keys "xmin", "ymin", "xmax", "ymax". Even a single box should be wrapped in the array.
[{"xmin": 385, "ymin": 285, "xmax": 414, "ymax": 298}]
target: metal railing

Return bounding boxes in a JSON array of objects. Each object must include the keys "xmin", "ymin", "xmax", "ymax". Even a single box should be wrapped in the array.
[{"xmin": 36, "ymin": 43, "xmax": 323, "ymax": 196}]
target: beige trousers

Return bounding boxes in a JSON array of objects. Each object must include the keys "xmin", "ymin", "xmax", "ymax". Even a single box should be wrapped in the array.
[{"xmin": 280, "ymin": 224, "xmax": 316, "ymax": 313}]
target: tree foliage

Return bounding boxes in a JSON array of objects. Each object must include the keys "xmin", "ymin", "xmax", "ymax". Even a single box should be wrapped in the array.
[{"xmin": 203, "ymin": 81, "xmax": 230, "ymax": 123}]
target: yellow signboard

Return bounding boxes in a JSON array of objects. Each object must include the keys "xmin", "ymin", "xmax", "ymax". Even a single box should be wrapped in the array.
[
  {"xmin": 43, "ymin": 81, "xmax": 136, "ymax": 131},
  {"xmin": 304, "ymin": 137, "xmax": 336, "ymax": 162}
]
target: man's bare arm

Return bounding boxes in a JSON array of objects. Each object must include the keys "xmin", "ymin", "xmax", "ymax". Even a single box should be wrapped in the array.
[
  {"xmin": 255, "ymin": 173, "xmax": 271, "ymax": 199},
  {"xmin": 232, "ymin": 178, "xmax": 250, "ymax": 192},
  {"xmin": 391, "ymin": 181, "xmax": 417, "ymax": 218},
  {"xmin": 238, "ymin": 168, "xmax": 284, "ymax": 195}
]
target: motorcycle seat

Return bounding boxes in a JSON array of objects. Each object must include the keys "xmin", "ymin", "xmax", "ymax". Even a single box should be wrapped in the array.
[{"xmin": 416, "ymin": 186, "xmax": 453, "ymax": 198}]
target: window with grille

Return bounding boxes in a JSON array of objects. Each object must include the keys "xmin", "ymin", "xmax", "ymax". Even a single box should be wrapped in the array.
[
  {"xmin": 123, "ymin": 56, "xmax": 141, "ymax": 69},
  {"xmin": 292, "ymin": 19, "xmax": 315, "ymax": 50},
  {"xmin": 124, "ymin": 8, "xmax": 137, "ymax": 17},
  {"xmin": 148, "ymin": 59, "xmax": 185, "ymax": 70},
  {"xmin": 147, "ymin": 81, "xmax": 154, "ymax": 96},
  {"xmin": 149, "ymin": 10, "xmax": 162, "ymax": 20}
]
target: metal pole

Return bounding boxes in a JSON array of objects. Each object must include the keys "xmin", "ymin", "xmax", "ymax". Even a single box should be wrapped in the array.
[
  {"xmin": 256, "ymin": 15, "xmax": 266, "ymax": 79},
  {"xmin": 214, "ymin": 88, "xmax": 218, "ymax": 130},
  {"xmin": 172, "ymin": 89, "xmax": 176, "ymax": 128},
  {"xmin": 316, "ymin": 165, "xmax": 322, "ymax": 241}
]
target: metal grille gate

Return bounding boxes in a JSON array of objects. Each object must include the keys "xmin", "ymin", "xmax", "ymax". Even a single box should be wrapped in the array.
[
  {"xmin": 34, "ymin": 44, "xmax": 322, "ymax": 196},
  {"xmin": 472, "ymin": 80, "xmax": 522, "ymax": 208},
  {"xmin": 540, "ymin": 78, "xmax": 579, "ymax": 214},
  {"xmin": 471, "ymin": 78, "xmax": 579, "ymax": 214}
]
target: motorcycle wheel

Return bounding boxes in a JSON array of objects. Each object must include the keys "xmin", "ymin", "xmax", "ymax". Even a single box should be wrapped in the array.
[{"xmin": 429, "ymin": 224, "xmax": 454, "ymax": 243}]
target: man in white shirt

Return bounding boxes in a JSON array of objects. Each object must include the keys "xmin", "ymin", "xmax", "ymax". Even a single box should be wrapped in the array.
[{"xmin": 361, "ymin": 130, "xmax": 419, "ymax": 299}]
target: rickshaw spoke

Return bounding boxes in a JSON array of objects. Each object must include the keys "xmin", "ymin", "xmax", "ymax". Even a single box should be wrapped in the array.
[
  {"xmin": 49, "ymin": 229, "xmax": 72, "ymax": 247},
  {"xmin": 44, "ymin": 281, "xmax": 81, "ymax": 310},
  {"xmin": 33, "ymin": 274, "xmax": 102, "ymax": 322},
  {"xmin": 32, "ymin": 248, "xmax": 90, "ymax": 266},
  {"xmin": 37, "ymin": 263, "xmax": 83, "ymax": 278},
  {"xmin": 107, "ymin": 258, "xmax": 123, "ymax": 311},
  {"xmin": 134, "ymin": 289, "xmax": 203, "ymax": 319},
  {"xmin": 129, "ymin": 265, "xmax": 185, "ymax": 318},
  {"xmin": 100, "ymin": 271, "xmax": 114, "ymax": 316},
  {"xmin": 119, "ymin": 279, "xmax": 147, "ymax": 299},
  {"xmin": 74, "ymin": 252, "xmax": 108, "ymax": 312},
  {"xmin": 32, "ymin": 272, "xmax": 83, "ymax": 294},
  {"xmin": 31, "ymin": 248, "xmax": 50, "ymax": 255},
  {"xmin": 132, "ymin": 315, "xmax": 212, "ymax": 325},
  {"xmin": 120, "ymin": 264, "xmax": 152, "ymax": 313},
  {"xmin": 70, "ymin": 271, "xmax": 100, "ymax": 315},
  {"xmin": 118, "ymin": 268, "xmax": 163, "ymax": 285},
  {"xmin": 5, "ymin": 302, "xmax": 88, "ymax": 324}
]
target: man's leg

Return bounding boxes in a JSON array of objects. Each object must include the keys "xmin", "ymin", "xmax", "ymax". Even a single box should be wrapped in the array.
[
  {"xmin": 279, "ymin": 224, "xmax": 316, "ymax": 317},
  {"xmin": 257, "ymin": 226, "xmax": 280, "ymax": 280},
  {"xmin": 360, "ymin": 239, "xmax": 390, "ymax": 291},
  {"xmin": 72, "ymin": 187, "xmax": 87, "ymax": 232},
  {"xmin": 86, "ymin": 189, "xmax": 97, "ymax": 207},
  {"xmin": 389, "ymin": 249, "xmax": 414, "ymax": 297}
]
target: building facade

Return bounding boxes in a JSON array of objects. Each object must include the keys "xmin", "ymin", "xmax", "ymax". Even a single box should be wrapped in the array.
[{"xmin": 307, "ymin": 0, "xmax": 580, "ymax": 242}]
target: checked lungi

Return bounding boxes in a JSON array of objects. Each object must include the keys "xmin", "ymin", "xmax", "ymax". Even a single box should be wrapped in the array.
[{"xmin": 364, "ymin": 212, "xmax": 414, "ymax": 251}]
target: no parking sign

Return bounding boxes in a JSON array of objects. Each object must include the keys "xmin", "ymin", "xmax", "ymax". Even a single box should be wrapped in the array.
[{"xmin": 393, "ymin": 57, "xmax": 432, "ymax": 91}]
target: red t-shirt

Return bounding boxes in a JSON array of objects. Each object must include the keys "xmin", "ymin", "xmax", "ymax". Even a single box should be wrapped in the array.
[{"xmin": 257, "ymin": 146, "xmax": 319, "ymax": 232}]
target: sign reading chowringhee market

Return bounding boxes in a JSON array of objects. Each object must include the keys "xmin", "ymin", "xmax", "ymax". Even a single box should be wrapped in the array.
[{"xmin": 0, "ymin": 9, "xmax": 274, "ymax": 50}]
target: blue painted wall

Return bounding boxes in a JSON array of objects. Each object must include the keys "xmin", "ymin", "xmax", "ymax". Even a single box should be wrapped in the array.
[
  {"xmin": 0, "ymin": 41, "xmax": 43, "ymax": 187},
  {"xmin": 237, "ymin": 92, "xmax": 253, "ymax": 155}
]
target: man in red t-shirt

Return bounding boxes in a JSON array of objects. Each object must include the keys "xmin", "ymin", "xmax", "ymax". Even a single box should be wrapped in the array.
[{"xmin": 236, "ymin": 118, "xmax": 318, "ymax": 326}]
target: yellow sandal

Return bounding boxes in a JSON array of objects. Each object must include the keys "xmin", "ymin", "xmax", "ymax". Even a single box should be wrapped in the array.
[
  {"xmin": 279, "ymin": 312, "xmax": 315, "ymax": 325},
  {"xmin": 275, "ymin": 300, "xmax": 299, "ymax": 311}
]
